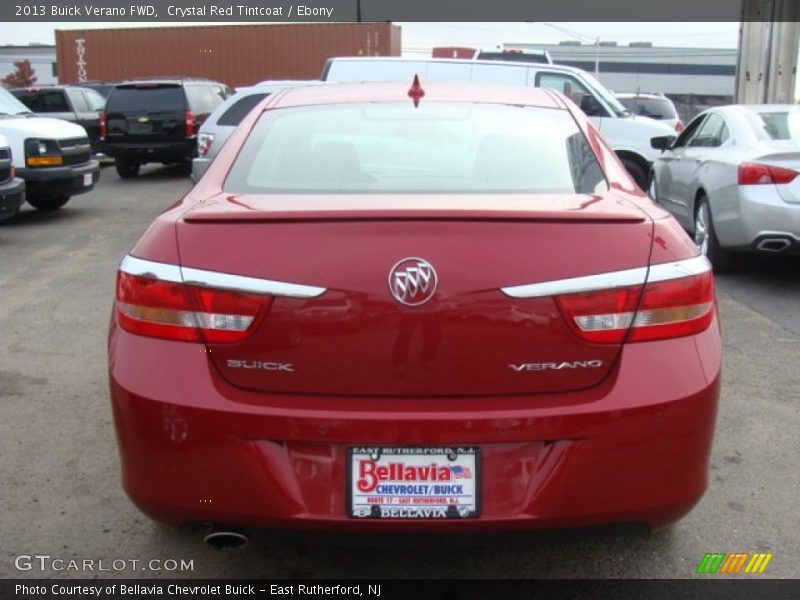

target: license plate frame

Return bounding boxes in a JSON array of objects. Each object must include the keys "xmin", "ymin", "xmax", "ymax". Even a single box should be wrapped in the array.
[{"xmin": 347, "ymin": 446, "xmax": 481, "ymax": 520}]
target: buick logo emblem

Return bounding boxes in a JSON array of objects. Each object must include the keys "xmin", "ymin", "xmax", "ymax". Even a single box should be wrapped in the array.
[{"xmin": 388, "ymin": 257, "xmax": 438, "ymax": 306}]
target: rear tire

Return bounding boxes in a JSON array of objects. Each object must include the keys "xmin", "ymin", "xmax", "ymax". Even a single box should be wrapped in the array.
[
  {"xmin": 115, "ymin": 157, "xmax": 141, "ymax": 178},
  {"xmin": 695, "ymin": 196, "xmax": 734, "ymax": 272},
  {"xmin": 620, "ymin": 157, "xmax": 648, "ymax": 190},
  {"xmin": 26, "ymin": 194, "xmax": 70, "ymax": 211}
]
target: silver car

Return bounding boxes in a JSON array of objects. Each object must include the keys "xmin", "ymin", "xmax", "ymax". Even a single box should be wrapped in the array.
[
  {"xmin": 650, "ymin": 104, "xmax": 800, "ymax": 270},
  {"xmin": 191, "ymin": 80, "xmax": 323, "ymax": 181}
]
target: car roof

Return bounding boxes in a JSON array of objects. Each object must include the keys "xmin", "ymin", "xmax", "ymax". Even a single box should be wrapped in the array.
[
  {"xmin": 269, "ymin": 82, "xmax": 564, "ymax": 110},
  {"xmin": 328, "ymin": 56, "xmax": 584, "ymax": 76},
  {"xmin": 10, "ymin": 85, "xmax": 85, "ymax": 91}
]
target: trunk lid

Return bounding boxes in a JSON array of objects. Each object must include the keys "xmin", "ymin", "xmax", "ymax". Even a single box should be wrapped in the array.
[
  {"xmin": 752, "ymin": 141, "xmax": 800, "ymax": 205},
  {"xmin": 177, "ymin": 193, "xmax": 653, "ymax": 396}
]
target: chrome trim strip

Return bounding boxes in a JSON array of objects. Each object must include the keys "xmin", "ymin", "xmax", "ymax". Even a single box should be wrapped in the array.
[
  {"xmin": 501, "ymin": 255, "xmax": 711, "ymax": 299},
  {"xmin": 646, "ymin": 255, "xmax": 712, "ymax": 283},
  {"xmin": 119, "ymin": 255, "xmax": 326, "ymax": 299},
  {"xmin": 181, "ymin": 266, "xmax": 326, "ymax": 298},
  {"xmin": 120, "ymin": 254, "xmax": 182, "ymax": 282}
]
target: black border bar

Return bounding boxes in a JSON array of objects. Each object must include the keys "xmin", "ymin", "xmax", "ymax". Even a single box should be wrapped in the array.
[{"xmin": 0, "ymin": 0, "xmax": 760, "ymax": 23}]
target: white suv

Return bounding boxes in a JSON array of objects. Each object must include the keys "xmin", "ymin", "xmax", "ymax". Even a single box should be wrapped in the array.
[
  {"xmin": 322, "ymin": 57, "xmax": 676, "ymax": 189},
  {"xmin": 0, "ymin": 133, "xmax": 25, "ymax": 221}
]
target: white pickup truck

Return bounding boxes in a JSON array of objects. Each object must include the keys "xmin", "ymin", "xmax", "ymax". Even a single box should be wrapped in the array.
[
  {"xmin": 0, "ymin": 133, "xmax": 25, "ymax": 221},
  {"xmin": 322, "ymin": 57, "xmax": 676, "ymax": 189},
  {"xmin": 0, "ymin": 87, "xmax": 99, "ymax": 215}
]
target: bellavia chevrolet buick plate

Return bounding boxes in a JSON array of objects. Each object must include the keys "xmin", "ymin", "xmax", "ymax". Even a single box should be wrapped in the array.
[{"xmin": 108, "ymin": 81, "xmax": 721, "ymax": 534}]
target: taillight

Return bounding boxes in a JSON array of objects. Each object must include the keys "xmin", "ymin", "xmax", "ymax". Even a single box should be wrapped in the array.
[
  {"xmin": 675, "ymin": 120, "xmax": 685, "ymax": 132},
  {"xmin": 738, "ymin": 162, "xmax": 798, "ymax": 186},
  {"xmin": 555, "ymin": 262, "xmax": 715, "ymax": 344},
  {"xmin": 116, "ymin": 271, "xmax": 271, "ymax": 343},
  {"xmin": 185, "ymin": 110, "xmax": 197, "ymax": 137},
  {"xmin": 197, "ymin": 132, "xmax": 214, "ymax": 157},
  {"xmin": 99, "ymin": 112, "xmax": 107, "ymax": 140}
]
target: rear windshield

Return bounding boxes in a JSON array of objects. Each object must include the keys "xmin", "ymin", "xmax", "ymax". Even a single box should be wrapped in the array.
[
  {"xmin": 617, "ymin": 96, "xmax": 676, "ymax": 120},
  {"xmin": 746, "ymin": 110, "xmax": 800, "ymax": 141},
  {"xmin": 217, "ymin": 93, "xmax": 269, "ymax": 126},
  {"xmin": 224, "ymin": 102, "xmax": 607, "ymax": 194},
  {"xmin": 107, "ymin": 84, "xmax": 185, "ymax": 112},
  {"xmin": 13, "ymin": 90, "xmax": 69, "ymax": 112}
]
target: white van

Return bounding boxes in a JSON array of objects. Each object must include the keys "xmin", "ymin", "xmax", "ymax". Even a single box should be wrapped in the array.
[
  {"xmin": 322, "ymin": 57, "xmax": 675, "ymax": 189},
  {"xmin": 0, "ymin": 133, "xmax": 25, "ymax": 221},
  {"xmin": 0, "ymin": 87, "xmax": 99, "ymax": 213}
]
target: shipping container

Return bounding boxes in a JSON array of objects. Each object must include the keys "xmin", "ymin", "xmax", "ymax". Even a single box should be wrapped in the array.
[
  {"xmin": 56, "ymin": 23, "xmax": 401, "ymax": 88},
  {"xmin": 431, "ymin": 47, "xmax": 478, "ymax": 59}
]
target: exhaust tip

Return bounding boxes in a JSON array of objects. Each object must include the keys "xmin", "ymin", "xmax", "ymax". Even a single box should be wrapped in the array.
[
  {"xmin": 756, "ymin": 238, "xmax": 792, "ymax": 252},
  {"xmin": 203, "ymin": 529, "xmax": 248, "ymax": 550}
]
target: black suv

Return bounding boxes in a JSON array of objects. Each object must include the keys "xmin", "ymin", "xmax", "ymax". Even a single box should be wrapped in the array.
[
  {"xmin": 100, "ymin": 78, "xmax": 231, "ymax": 178},
  {"xmin": 11, "ymin": 85, "xmax": 107, "ymax": 151}
]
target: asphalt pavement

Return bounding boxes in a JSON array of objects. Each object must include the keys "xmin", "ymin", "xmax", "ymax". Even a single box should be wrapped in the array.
[{"xmin": 0, "ymin": 166, "xmax": 798, "ymax": 579}]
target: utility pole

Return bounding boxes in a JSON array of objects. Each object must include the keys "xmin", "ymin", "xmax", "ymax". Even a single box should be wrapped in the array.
[{"xmin": 594, "ymin": 36, "xmax": 600, "ymax": 77}]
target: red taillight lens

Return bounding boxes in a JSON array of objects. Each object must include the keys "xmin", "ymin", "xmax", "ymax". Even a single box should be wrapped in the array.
[
  {"xmin": 185, "ymin": 110, "xmax": 196, "ymax": 137},
  {"xmin": 675, "ymin": 120, "xmax": 685, "ymax": 132},
  {"xmin": 556, "ymin": 271, "xmax": 714, "ymax": 344},
  {"xmin": 99, "ymin": 112, "xmax": 107, "ymax": 140},
  {"xmin": 738, "ymin": 162, "xmax": 798, "ymax": 186},
  {"xmin": 116, "ymin": 272, "xmax": 270, "ymax": 343}
]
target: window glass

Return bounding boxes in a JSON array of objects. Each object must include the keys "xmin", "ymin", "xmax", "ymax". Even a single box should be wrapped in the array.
[
  {"xmin": 535, "ymin": 73, "xmax": 609, "ymax": 117},
  {"xmin": 745, "ymin": 109, "xmax": 800, "ymax": 141},
  {"xmin": 83, "ymin": 89, "xmax": 106, "ymax": 111},
  {"xmin": 67, "ymin": 88, "xmax": 89, "ymax": 112},
  {"xmin": 672, "ymin": 114, "xmax": 707, "ymax": 148},
  {"xmin": 617, "ymin": 97, "xmax": 677, "ymax": 120},
  {"xmin": 225, "ymin": 102, "xmax": 608, "ymax": 195},
  {"xmin": 13, "ymin": 90, "xmax": 69, "ymax": 112},
  {"xmin": 107, "ymin": 85, "xmax": 185, "ymax": 112},
  {"xmin": 689, "ymin": 113, "xmax": 728, "ymax": 148},
  {"xmin": 217, "ymin": 93, "xmax": 269, "ymax": 126}
]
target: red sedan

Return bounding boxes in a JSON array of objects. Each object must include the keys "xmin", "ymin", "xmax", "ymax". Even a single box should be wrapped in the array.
[{"xmin": 108, "ymin": 81, "xmax": 720, "ymax": 544}]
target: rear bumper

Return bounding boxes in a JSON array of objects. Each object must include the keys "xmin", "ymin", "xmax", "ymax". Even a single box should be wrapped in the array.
[
  {"xmin": 0, "ymin": 177, "xmax": 24, "ymax": 220},
  {"xmin": 715, "ymin": 185, "xmax": 800, "ymax": 251},
  {"xmin": 108, "ymin": 317, "xmax": 722, "ymax": 533},
  {"xmin": 102, "ymin": 140, "xmax": 195, "ymax": 163},
  {"xmin": 17, "ymin": 161, "xmax": 100, "ymax": 197}
]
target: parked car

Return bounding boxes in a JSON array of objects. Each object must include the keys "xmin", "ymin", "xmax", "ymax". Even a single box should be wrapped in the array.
[
  {"xmin": 649, "ymin": 104, "xmax": 800, "ymax": 270},
  {"xmin": 0, "ymin": 88, "xmax": 99, "ymax": 212},
  {"xmin": 109, "ymin": 82, "xmax": 720, "ymax": 542},
  {"xmin": 10, "ymin": 85, "xmax": 107, "ymax": 151},
  {"xmin": 100, "ymin": 78, "xmax": 230, "ymax": 178},
  {"xmin": 191, "ymin": 80, "xmax": 324, "ymax": 181},
  {"xmin": 0, "ymin": 133, "xmax": 25, "ymax": 221},
  {"xmin": 616, "ymin": 92, "xmax": 684, "ymax": 132},
  {"xmin": 322, "ymin": 57, "xmax": 676, "ymax": 189}
]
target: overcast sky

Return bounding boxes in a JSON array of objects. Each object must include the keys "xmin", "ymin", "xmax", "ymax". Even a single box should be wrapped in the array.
[{"xmin": 0, "ymin": 21, "xmax": 741, "ymax": 50}]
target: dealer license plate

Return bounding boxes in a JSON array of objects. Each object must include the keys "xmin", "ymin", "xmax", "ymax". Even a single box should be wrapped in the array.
[
  {"xmin": 348, "ymin": 447, "xmax": 480, "ymax": 519},
  {"xmin": 83, "ymin": 173, "xmax": 93, "ymax": 187}
]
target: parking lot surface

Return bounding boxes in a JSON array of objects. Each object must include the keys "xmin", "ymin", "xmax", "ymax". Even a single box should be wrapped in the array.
[{"xmin": 1, "ymin": 167, "xmax": 798, "ymax": 579}]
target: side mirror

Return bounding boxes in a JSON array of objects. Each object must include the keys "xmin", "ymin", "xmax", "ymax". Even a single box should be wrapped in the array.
[
  {"xmin": 650, "ymin": 135, "xmax": 676, "ymax": 151},
  {"xmin": 579, "ymin": 94, "xmax": 603, "ymax": 117}
]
